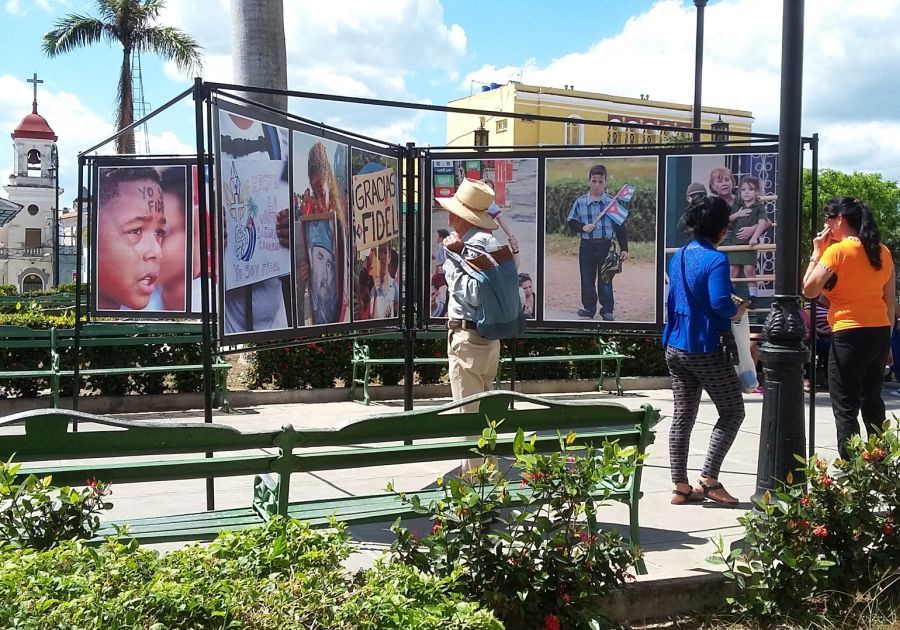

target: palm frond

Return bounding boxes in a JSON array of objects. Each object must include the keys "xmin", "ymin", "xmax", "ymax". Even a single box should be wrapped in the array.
[
  {"xmin": 140, "ymin": 26, "xmax": 203, "ymax": 74},
  {"xmin": 42, "ymin": 15, "xmax": 106, "ymax": 56}
]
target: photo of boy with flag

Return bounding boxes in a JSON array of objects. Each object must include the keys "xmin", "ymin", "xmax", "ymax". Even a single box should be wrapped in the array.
[{"xmin": 566, "ymin": 164, "xmax": 631, "ymax": 321}]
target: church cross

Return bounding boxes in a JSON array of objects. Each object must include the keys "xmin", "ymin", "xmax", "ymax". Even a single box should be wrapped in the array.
[{"xmin": 27, "ymin": 73, "xmax": 43, "ymax": 112}]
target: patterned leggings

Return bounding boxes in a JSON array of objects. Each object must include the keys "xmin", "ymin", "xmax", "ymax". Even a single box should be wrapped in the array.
[{"xmin": 666, "ymin": 346, "xmax": 746, "ymax": 485}]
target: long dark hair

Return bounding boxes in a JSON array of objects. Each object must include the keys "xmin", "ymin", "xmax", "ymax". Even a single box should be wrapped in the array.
[
  {"xmin": 826, "ymin": 196, "xmax": 883, "ymax": 269},
  {"xmin": 680, "ymin": 195, "xmax": 731, "ymax": 242}
]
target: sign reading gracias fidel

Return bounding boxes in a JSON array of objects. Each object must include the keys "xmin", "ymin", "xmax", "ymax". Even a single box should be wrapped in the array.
[{"xmin": 352, "ymin": 167, "xmax": 399, "ymax": 251}]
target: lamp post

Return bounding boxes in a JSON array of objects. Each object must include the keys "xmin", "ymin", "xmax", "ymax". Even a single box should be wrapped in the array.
[
  {"xmin": 50, "ymin": 144, "xmax": 60, "ymax": 287},
  {"xmin": 692, "ymin": 0, "xmax": 708, "ymax": 142},
  {"xmin": 711, "ymin": 115, "xmax": 729, "ymax": 145},
  {"xmin": 754, "ymin": 0, "xmax": 808, "ymax": 502},
  {"xmin": 474, "ymin": 116, "xmax": 489, "ymax": 149}
]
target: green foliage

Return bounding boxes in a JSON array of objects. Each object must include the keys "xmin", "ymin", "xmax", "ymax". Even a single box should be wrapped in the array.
[
  {"xmin": 545, "ymin": 176, "xmax": 657, "ymax": 242},
  {"xmin": 389, "ymin": 423, "xmax": 642, "ymax": 629},
  {"xmin": 802, "ymin": 168, "xmax": 900, "ymax": 264},
  {"xmin": 0, "ymin": 285, "xmax": 16, "ymax": 297},
  {"xmin": 711, "ymin": 420, "xmax": 900, "ymax": 620},
  {"xmin": 249, "ymin": 338, "xmax": 353, "ymax": 389},
  {"xmin": 0, "ymin": 459, "xmax": 111, "ymax": 551},
  {"xmin": 0, "ymin": 516, "xmax": 499, "ymax": 629}
]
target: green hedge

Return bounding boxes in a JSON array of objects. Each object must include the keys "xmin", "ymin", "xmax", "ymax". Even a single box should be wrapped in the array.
[{"xmin": 0, "ymin": 517, "xmax": 502, "ymax": 629}]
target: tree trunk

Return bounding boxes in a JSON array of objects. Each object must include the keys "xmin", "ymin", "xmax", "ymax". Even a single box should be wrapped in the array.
[
  {"xmin": 230, "ymin": 0, "xmax": 288, "ymax": 111},
  {"xmin": 116, "ymin": 46, "xmax": 136, "ymax": 154}
]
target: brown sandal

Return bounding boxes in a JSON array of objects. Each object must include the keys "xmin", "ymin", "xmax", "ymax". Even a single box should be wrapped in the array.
[
  {"xmin": 670, "ymin": 488, "xmax": 705, "ymax": 505},
  {"xmin": 695, "ymin": 479, "xmax": 739, "ymax": 506}
]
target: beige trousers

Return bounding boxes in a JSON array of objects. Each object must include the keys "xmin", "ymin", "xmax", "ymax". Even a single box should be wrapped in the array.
[{"xmin": 448, "ymin": 328, "xmax": 501, "ymax": 474}]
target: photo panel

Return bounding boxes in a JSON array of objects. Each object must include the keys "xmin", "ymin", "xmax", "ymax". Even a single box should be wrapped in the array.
[
  {"xmin": 428, "ymin": 158, "xmax": 539, "ymax": 322},
  {"xmin": 188, "ymin": 164, "xmax": 218, "ymax": 315},
  {"xmin": 92, "ymin": 161, "xmax": 190, "ymax": 318},
  {"xmin": 543, "ymin": 155, "xmax": 659, "ymax": 325},
  {"xmin": 216, "ymin": 102, "xmax": 294, "ymax": 340},
  {"xmin": 350, "ymin": 147, "xmax": 401, "ymax": 323},
  {"xmin": 664, "ymin": 151, "xmax": 778, "ymax": 325},
  {"xmin": 292, "ymin": 131, "xmax": 351, "ymax": 327}
]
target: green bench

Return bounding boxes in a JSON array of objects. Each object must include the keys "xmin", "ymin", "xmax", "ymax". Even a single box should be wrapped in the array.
[
  {"xmin": 0, "ymin": 323, "xmax": 230, "ymax": 409},
  {"xmin": 350, "ymin": 333, "xmax": 632, "ymax": 403},
  {"xmin": 0, "ymin": 392, "xmax": 658, "ymax": 573},
  {"xmin": 0, "ymin": 326, "xmax": 60, "ymax": 404}
]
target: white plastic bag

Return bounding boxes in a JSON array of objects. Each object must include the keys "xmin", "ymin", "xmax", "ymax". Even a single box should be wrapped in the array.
[{"xmin": 732, "ymin": 312, "xmax": 758, "ymax": 393}]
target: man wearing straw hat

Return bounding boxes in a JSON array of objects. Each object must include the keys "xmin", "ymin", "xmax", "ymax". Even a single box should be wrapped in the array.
[{"xmin": 439, "ymin": 178, "xmax": 517, "ymax": 473}]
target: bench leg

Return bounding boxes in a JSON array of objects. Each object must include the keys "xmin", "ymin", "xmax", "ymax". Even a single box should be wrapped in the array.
[
  {"xmin": 362, "ymin": 363, "xmax": 372, "ymax": 405},
  {"xmin": 629, "ymin": 500, "xmax": 647, "ymax": 575},
  {"xmin": 597, "ymin": 360, "xmax": 606, "ymax": 393},
  {"xmin": 615, "ymin": 359, "xmax": 624, "ymax": 397},
  {"xmin": 350, "ymin": 361, "xmax": 359, "ymax": 401}
]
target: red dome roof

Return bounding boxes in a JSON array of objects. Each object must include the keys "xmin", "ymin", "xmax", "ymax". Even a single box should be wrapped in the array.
[{"xmin": 12, "ymin": 104, "xmax": 57, "ymax": 141}]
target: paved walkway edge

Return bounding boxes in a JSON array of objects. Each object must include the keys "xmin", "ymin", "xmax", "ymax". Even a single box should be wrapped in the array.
[
  {"xmin": 601, "ymin": 572, "xmax": 732, "ymax": 623},
  {"xmin": 0, "ymin": 376, "xmax": 672, "ymax": 415}
]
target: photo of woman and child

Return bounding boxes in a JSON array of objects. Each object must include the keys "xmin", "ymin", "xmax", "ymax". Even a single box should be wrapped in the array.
[{"xmin": 95, "ymin": 164, "xmax": 192, "ymax": 315}]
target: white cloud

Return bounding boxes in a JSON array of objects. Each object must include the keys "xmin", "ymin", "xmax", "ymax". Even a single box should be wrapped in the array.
[
  {"xmin": 4, "ymin": 0, "xmax": 21, "ymax": 15},
  {"xmin": 459, "ymin": 0, "xmax": 900, "ymax": 181}
]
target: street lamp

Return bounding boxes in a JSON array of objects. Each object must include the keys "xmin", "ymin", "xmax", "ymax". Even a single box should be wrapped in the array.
[
  {"xmin": 754, "ymin": 0, "xmax": 808, "ymax": 502},
  {"xmin": 474, "ymin": 116, "xmax": 489, "ymax": 150},
  {"xmin": 692, "ymin": 0, "xmax": 708, "ymax": 142},
  {"xmin": 49, "ymin": 144, "xmax": 60, "ymax": 287},
  {"xmin": 711, "ymin": 115, "xmax": 729, "ymax": 144}
]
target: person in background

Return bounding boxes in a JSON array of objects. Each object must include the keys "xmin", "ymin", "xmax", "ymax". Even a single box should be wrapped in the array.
[
  {"xmin": 800, "ymin": 297, "xmax": 832, "ymax": 393},
  {"xmin": 890, "ymin": 306, "xmax": 900, "ymax": 395},
  {"xmin": 518, "ymin": 272, "xmax": 535, "ymax": 319},
  {"xmin": 663, "ymin": 195, "xmax": 748, "ymax": 507},
  {"xmin": 802, "ymin": 197, "xmax": 896, "ymax": 459}
]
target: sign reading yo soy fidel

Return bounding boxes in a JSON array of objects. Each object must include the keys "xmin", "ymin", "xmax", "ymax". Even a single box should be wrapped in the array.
[
  {"xmin": 222, "ymin": 159, "xmax": 292, "ymax": 289},
  {"xmin": 352, "ymin": 167, "xmax": 399, "ymax": 251}
]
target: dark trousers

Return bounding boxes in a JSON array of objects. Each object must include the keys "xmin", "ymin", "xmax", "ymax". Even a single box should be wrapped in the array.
[
  {"xmin": 827, "ymin": 326, "xmax": 890, "ymax": 459},
  {"xmin": 578, "ymin": 239, "xmax": 614, "ymax": 317},
  {"xmin": 890, "ymin": 325, "xmax": 900, "ymax": 381}
]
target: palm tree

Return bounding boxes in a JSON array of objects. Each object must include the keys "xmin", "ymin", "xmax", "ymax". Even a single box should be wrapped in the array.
[{"xmin": 42, "ymin": 0, "xmax": 203, "ymax": 154}]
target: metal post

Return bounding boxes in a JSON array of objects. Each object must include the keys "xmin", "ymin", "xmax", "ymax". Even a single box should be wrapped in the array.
[
  {"xmin": 692, "ymin": 0, "xmax": 708, "ymax": 143},
  {"xmin": 403, "ymin": 142, "xmax": 416, "ymax": 411},
  {"xmin": 194, "ymin": 77, "xmax": 215, "ymax": 511},
  {"xmin": 808, "ymin": 134, "xmax": 819, "ymax": 458},
  {"xmin": 754, "ymin": 0, "xmax": 808, "ymax": 503},
  {"xmin": 51, "ymin": 145, "xmax": 60, "ymax": 286}
]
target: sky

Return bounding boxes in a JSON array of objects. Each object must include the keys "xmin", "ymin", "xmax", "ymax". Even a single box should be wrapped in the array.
[{"xmin": 1, "ymin": 0, "xmax": 900, "ymax": 205}]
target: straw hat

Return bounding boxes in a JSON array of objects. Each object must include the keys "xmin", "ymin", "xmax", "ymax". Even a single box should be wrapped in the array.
[{"xmin": 436, "ymin": 178, "xmax": 498, "ymax": 230}]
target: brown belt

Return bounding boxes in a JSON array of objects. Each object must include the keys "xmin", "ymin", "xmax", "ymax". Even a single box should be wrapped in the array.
[{"xmin": 447, "ymin": 319, "xmax": 478, "ymax": 331}]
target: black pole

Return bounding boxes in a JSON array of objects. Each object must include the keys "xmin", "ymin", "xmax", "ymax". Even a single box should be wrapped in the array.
[
  {"xmin": 754, "ymin": 0, "xmax": 808, "ymax": 503},
  {"xmin": 193, "ymin": 77, "xmax": 215, "ymax": 511},
  {"xmin": 403, "ymin": 142, "xmax": 416, "ymax": 411},
  {"xmin": 692, "ymin": 0, "xmax": 708, "ymax": 143},
  {"xmin": 72, "ymin": 158, "xmax": 85, "ymax": 421},
  {"xmin": 808, "ymin": 134, "xmax": 819, "ymax": 458}
]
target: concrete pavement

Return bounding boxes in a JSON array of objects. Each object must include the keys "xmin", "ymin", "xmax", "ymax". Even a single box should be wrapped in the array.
[{"xmin": 92, "ymin": 384, "xmax": 898, "ymax": 580}]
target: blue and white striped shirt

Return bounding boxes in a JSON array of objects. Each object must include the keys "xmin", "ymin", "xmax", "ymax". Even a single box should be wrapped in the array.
[{"xmin": 567, "ymin": 192, "xmax": 617, "ymax": 240}]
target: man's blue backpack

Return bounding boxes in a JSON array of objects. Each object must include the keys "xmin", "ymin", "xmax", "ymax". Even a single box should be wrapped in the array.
[{"xmin": 447, "ymin": 243, "xmax": 525, "ymax": 339}]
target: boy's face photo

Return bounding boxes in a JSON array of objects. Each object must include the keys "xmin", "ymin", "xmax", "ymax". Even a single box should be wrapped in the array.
[
  {"xmin": 711, "ymin": 171, "xmax": 734, "ymax": 197},
  {"xmin": 740, "ymin": 182, "xmax": 759, "ymax": 204},
  {"xmin": 588, "ymin": 173, "xmax": 608, "ymax": 198},
  {"xmin": 97, "ymin": 177, "xmax": 166, "ymax": 310}
]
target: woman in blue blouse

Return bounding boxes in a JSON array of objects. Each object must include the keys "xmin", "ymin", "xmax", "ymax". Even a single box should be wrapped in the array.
[{"xmin": 663, "ymin": 195, "xmax": 749, "ymax": 506}]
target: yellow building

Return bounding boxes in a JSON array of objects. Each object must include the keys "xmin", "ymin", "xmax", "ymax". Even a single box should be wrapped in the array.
[{"xmin": 446, "ymin": 82, "xmax": 753, "ymax": 148}]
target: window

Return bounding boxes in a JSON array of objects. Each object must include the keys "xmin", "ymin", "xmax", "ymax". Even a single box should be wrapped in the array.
[
  {"xmin": 27, "ymin": 204, "xmax": 39, "ymax": 216},
  {"xmin": 25, "ymin": 228, "xmax": 41, "ymax": 249},
  {"xmin": 564, "ymin": 114, "xmax": 583, "ymax": 145},
  {"xmin": 495, "ymin": 119, "xmax": 508, "ymax": 133},
  {"xmin": 21, "ymin": 274, "xmax": 43, "ymax": 293}
]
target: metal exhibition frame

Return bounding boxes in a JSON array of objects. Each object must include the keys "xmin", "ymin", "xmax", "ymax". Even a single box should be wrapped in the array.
[{"xmin": 75, "ymin": 79, "xmax": 822, "ymax": 507}]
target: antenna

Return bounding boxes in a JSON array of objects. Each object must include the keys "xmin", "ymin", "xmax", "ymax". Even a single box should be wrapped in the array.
[{"xmin": 131, "ymin": 49, "xmax": 151, "ymax": 154}]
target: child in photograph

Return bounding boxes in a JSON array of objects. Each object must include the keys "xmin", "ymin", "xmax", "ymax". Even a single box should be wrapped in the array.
[
  {"xmin": 96, "ymin": 167, "xmax": 166, "ymax": 311},
  {"xmin": 723, "ymin": 175, "xmax": 771, "ymax": 304},
  {"xmin": 156, "ymin": 167, "xmax": 189, "ymax": 312},
  {"xmin": 566, "ymin": 164, "xmax": 629, "ymax": 320}
]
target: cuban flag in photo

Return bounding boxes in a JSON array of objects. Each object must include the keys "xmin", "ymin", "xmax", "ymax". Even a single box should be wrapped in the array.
[{"xmin": 602, "ymin": 184, "xmax": 634, "ymax": 226}]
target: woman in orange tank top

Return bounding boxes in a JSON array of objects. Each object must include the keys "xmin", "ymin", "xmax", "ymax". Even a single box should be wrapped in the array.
[{"xmin": 802, "ymin": 197, "xmax": 896, "ymax": 458}]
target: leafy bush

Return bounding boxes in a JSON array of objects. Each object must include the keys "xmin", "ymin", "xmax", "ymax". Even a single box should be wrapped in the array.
[
  {"xmin": 389, "ymin": 423, "xmax": 642, "ymax": 629},
  {"xmin": 249, "ymin": 338, "xmax": 353, "ymax": 389},
  {"xmin": 711, "ymin": 420, "xmax": 900, "ymax": 620},
  {"xmin": 0, "ymin": 459, "xmax": 112, "ymax": 550},
  {"xmin": 0, "ymin": 516, "xmax": 500, "ymax": 629}
]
